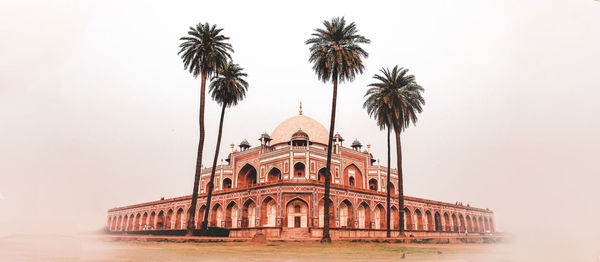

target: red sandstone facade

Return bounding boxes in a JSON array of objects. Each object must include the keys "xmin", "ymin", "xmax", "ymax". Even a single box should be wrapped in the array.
[{"xmin": 106, "ymin": 113, "xmax": 495, "ymax": 239}]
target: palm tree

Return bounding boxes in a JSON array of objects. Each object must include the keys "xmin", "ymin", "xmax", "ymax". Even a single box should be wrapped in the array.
[
  {"xmin": 306, "ymin": 17, "xmax": 370, "ymax": 242},
  {"xmin": 203, "ymin": 62, "xmax": 248, "ymax": 233},
  {"xmin": 178, "ymin": 22, "xmax": 233, "ymax": 235},
  {"xmin": 363, "ymin": 79, "xmax": 395, "ymax": 237},
  {"xmin": 366, "ymin": 66, "xmax": 425, "ymax": 236}
]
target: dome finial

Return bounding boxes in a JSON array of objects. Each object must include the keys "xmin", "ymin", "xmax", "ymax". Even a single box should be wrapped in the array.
[{"xmin": 299, "ymin": 101, "xmax": 303, "ymax": 115}]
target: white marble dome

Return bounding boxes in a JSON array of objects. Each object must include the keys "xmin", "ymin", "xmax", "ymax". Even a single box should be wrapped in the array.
[{"xmin": 270, "ymin": 114, "xmax": 329, "ymax": 145}]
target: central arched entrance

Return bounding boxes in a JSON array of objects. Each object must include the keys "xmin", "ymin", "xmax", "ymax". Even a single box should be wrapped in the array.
[{"xmin": 286, "ymin": 198, "xmax": 308, "ymax": 228}]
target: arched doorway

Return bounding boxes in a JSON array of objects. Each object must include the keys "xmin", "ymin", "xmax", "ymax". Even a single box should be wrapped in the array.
[
  {"xmin": 165, "ymin": 210, "xmax": 174, "ymax": 229},
  {"xmin": 318, "ymin": 198, "xmax": 335, "ymax": 228},
  {"xmin": 443, "ymin": 213, "xmax": 451, "ymax": 232},
  {"xmin": 133, "ymin": 213, "xmax": 141, "ymax": 231},
  {"xmin": 286, "ymin": 198, "xmax": 308, "ymax": 228},
  {"xmin": 261, "ymin": 196, "xmax": 277, "ymax": 227},
  {"xmin": 415, "ymin": 209, "xmax": 423, "ymax": 230},
  {"xmin": 484, "ymin": 217, "xmax": 490, "ymax": 232},
  {"xmin": 402, "ymin": 207, "xmax": 411, "ymax": 230},
  {"xmin": 211, "ymin": 204, "xmax": 223, "ymax": 227},
  {"xmin": 222, "ymin": 178, "xmax": 232, "ymax": 189},
  {"xmin": 373, "ymin": 204, "xmax": 384, "ymax": 229},
  {"xmin": 389, "ymin": 182, "xmax": 396, "ymax": 195},
  {"xmin": 317, "ymin": 168, "xmax": 327, "ymax": 184},
  {"xmin": 459, "ymin": 214, "xmax": 466, "ymax": 232},
  {"xmin": 339, "ymin": 199, "xmax": 353, "ymax": 228},
  {"xmin": 197, "ymin": 205, "xmax": 207, "ymax": 228},
  {"xmin": 149, "ymin": 211, "xmax": 156, "ymax": 230},
  {"xmin": 116, "ymin": 216, "xmax": 122, "ymax": 231},
  {"xmin": 466, "ymin": 215, "xmax": 472, "ymax": 232},
  {"xmin": 478, "ymin": 217, "xmax": 484, "ymax": 232},
  {"xmin": 293, "ymin": 162, "xmax": 305, "ymax": 178},
  {"xmin": 369, "ymin": 178, "xmax": 378, "ymax": 191},
  {"xmin": 434, "ymin": 212, "xmax": 442, "ymax": 232},
  {"xmin": 156, "ymin": 211, "xmax": 165, "ymax": 229},
  {"xmin": 175, "ymin": 208, "xmax": 184, "ymax": 229},
  {"xmin": 226, "ymin": 202, "xmax": 239, "ymax": 228},
  {"xmin": 242, "ymin": 199, "xmax": 256, "ymax": 228},
  {"xmin": 142, "ymin": 213, "xmax": 148, "ymax": 230},
  {"xmin": 452, "ymin": 214, "xmax": 459, "ymax": 232},
  {"xmin": 237, "ymin": 164, "xmax": 257, "ymax": 187},
  {"xmin": 343, "ymin": 164, "xmax": 363, "ymax": 189},
  {"xmin": 357, "ymin": 202, "xmax": 371, "ymax": 229},
  {"xmin": 127, "ymin": 214, "xmax": 134, "ymax": 231},
  {"xmin": 267, "ymin": 168, "xmax": 281, "ymax": 183},
  {"xmin": 425, "ymin": 211, "xmax": 434, "ymax": 231}
]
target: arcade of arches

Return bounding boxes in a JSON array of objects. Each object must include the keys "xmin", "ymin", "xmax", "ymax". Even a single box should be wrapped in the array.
[{"xmin": 107, "ymin": 112, "xmax": 495, "ymax": 239}]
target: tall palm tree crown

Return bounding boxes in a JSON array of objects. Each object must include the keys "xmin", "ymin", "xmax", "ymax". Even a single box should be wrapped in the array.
[
  {"xmin": 202, "ymin": 61, "xmax": 248, "ymax": 235},
  {"xmin": 306, "ymin": 16, "xmax": 370, "ymax": 243},
  {"xmin": 178, "ymin": 22, "xmax": 233, "ymax": 235},
  {"xmin": 306, "ymin": 17, "xmax": 370, "ymax": 82},
  {"xmin": 209, "ymin": 62, "xmax": 248, "ymax": 107},
  {"xmin": 178, "ymin": 23, "xmax": 233, "ymax": 77},
  {"xmin": 365, "ymin": 65, "xmax": 424, "ymax": 236},
  {"xmin": 365, "ymin": 66, "xmax": 424, "ymax": 132}
]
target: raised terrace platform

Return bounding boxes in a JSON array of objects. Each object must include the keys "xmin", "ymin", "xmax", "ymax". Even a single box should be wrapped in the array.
[{"xmin": 106, "ymin": 113, "xmax": 495, "ymax": 240}]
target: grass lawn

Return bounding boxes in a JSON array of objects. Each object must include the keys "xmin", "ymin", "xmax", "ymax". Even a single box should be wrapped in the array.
[{"xmin": 0, "ymin": 235, "xmax": 503, "ymax": 262}]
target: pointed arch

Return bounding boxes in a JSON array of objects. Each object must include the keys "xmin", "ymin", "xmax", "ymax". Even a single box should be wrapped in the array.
[
  {"xmin": 267, "ymin": 167, "xmax": 281, "ymax": 182},
  {"xmin": 175, "ymin": 208, "xmax": 184, "ymax": 229},
  {"xmin": 225, "ymin": 201, "xmax": 239, "ymax": 228},
  {"xmin": 443, "ymin": 212, "xmax": 451, "ymax": 232},
  {"xmin": 293, "ymin": 162, "xmax": 306, "ymax": 178},
  {"xmin": 414, "ymin": 208, "xmax": 424, "ymax": 230},
  {"xmin": 261, "ymin": 196, "xmax": 277, "ymax": 227},
  {"xmin": 156, "ymin": 210, "xmax": 165, "ymax": 230},
  {"xmin": 242, "ymin": 199, "xmax": 257, "ymax": 228},
  {"xmin": 434, "ymin": 212, "xmax": 442, "ymax": 232},
  {"xmin": 149, "ymin": 211, "xmax": 156, "ymax": 230},
  {"xmin": 237, "ymin": 163, "xmax": 257, "ymax": 187},
  {"xmin": 459, "ymin": 214, "xmax": 466, "ymax": 232},
  {"xmin": 197, "ymin": 205, "xmax": 207, "ymax": 228},
  {"xmin": 403, "ymin": 207, "xmax": 412, "ymax": 230},
  {"xmin": 425, "ymin": 210, "xmax": 434, "ymax": 231},
  {"xmin": 317, "ymin": 167, "xmax": 327, "ymax": 184},
  {"xmin": 286, "ymin": 198, "xmax": 308, "ymax": 228},
  {"xmin": 373, "ymin": 204, "xmax": 385, "ymax": 229},
  {"xmin": 222, "ymin": 178, "xmax": 232, "ymax": 189},
  {"xmin": 339, "ymin": 199, "xmax": 354, "ymax": 228},
  {"xmin": 466, "ymin": 215, "xmax": 473, "ymax": 232},
  {"xmin": 318, "ymin": 197, "xmax": 335, "ymax": 228},
  {"xmin": 357, "ymin": 201, "xmax": 371, "ymax": 229},
  {"xmin": 343, "ymin": 164, "xmax": 363, "ymax": 189},
  {"xmin": 211, "ymin": 203, "xmax": 223, "ymax": 227},
  {"xmin": 165, "ymin": 209, "xmax": 174, "ymax": 229},
  {"xmin": 451, "ymin": 213, "xmax": 459, "ymax": 232},
  {"xmin": 141, "ymin": 212, "xmax": 148, "ymax": 230},
  {"xmin": 369, "ymin": 178, "xmax": 378, "ymax": 191}
]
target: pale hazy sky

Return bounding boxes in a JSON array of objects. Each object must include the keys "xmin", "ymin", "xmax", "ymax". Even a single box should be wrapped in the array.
[{"xmin": 1, "ymin": 0, "xmax": 599, "ymax": 259}]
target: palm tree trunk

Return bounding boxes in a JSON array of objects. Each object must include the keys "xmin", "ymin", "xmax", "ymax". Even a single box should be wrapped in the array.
[
  {"xmin": 395, "ymin": 130, "xmax": 404, "ymax": 235},
  {"xmin": 201, "ymin": 104, "xmax": 226, "ymax": 234},
  {"xmin": 186, "ymin": 72, "xmax": 207, "ymax": 236},
  {"xmin": 322, "ymin": 78, "xmax": 338, "ymax": 243},
  {"xmin": 386, "ymin": 128, "xmax": 391, "ymax": 237}
]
